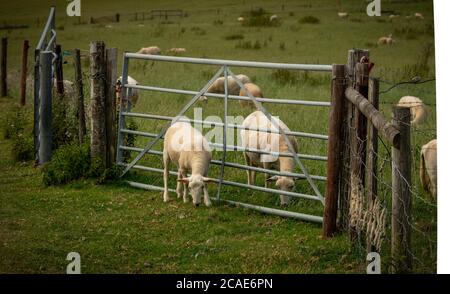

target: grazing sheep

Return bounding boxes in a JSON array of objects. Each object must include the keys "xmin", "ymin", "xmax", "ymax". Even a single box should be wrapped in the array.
[
  {"xmin": 389, "ymin": 14, "xmax": 399, "ymax": 19},
  {"xmin": 116, "ymin": 76, "xmax": 139, "ymax": 106},
  {"xmin": 137, "ymin": 46, "xmax": 161, "ymax": 55},
  {"xmin": 239, "ymin": 83, "xmax": 263, "ymax": 108},
  {"xmin": 377, "ymin": 34, "xmax": 394, "ymax": 45},
  {"xmin": 270, "ymin": 14, "xmax": 279, "ymax": 22},
  {"xmin": 420, "ymin": 139, "xmax": 437, "ymax": 199},
  {"xmin": 163, "ymin": 122, "xmax": 213, "ymax": 207},
  {"xmin": 338, "ymin": 12, "xmax": 348, "ymax": 18},
  {"xmin": 241, "ymin": 111, "xmax": 299, "ymax": 206},
  {"xmin": 238, "ymin": 17, "xmax": 244, "ymax": 22},
  {"xmin": 397, "ymin": 96, "xmax": 428, "ymax": 125},
  {"xmin": 168, "ymin": 47, "xmax": 187, "ymax": 54},
  {"xmin": 200, "ymin": 74, "xmax": 252, "ymax": 101},
  {"xmin": 415, "ymin": 12, "xmax": 424, "ymax": 19}
]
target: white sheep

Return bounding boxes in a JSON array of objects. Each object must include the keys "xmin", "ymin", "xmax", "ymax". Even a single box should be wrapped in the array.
[
  {"xmin": 415, "ymin": 12, "xmax": 424, "ymax": 20},
  {"xmin": 163, "ymin": 122, "xmax": 213, "ymax": 207},
  {"xmin": 389, "ymin": 14, "xmax": 399, "ymax": 19},
  {"xmin": 238, "ymin": 17, "xmax": 244, "ymax": 22},
  {"xmin": 200, "ymin": 74, "xmax": 252, "ymax": 101},
  {"xmin": 168, "ymin": 47, "xmax": 187, "ymax": 54},
  {"xmin": 270, "ymin": 14, "xmax": 279, "ymax": 22},
  {"xmin": 420, "ymin": 139, "xmax": 437, "ymax": 199},
  {"xmin": 241, "ymin": 111, "xmax": 299, "ymax": 206},
  {"xmin": 116, "ymin": 76, "xmax": 139, "ymax": 106},
  {"xmin": 239, "ymin": 83, "xmax": 263, "ymax": 108},
  {"xmin": 377, "ymin": 34, "xmax": 394, "ymax": 45},
  {"xmin": 137, "ymin": 46, "xmax": 161, "ymax": 55},
  {"xmin": 338, "ymin": 12, "xmax": 348, "ymax": 18},
  {"xmin": 397, "ymin": 96, "xmax": 428, "ymax": 125}
]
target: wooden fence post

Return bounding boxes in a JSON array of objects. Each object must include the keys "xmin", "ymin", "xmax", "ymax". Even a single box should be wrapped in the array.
[
  {"xmin": 1, "ymin": 37, "xmax": 7, "ymax": 97},
  {"xmin": 33, "ymin": 49, "xmax": 40, "ymax": 164},
  {"xmin": 55, "ymin": 44, "xmax": 64, "ymax": 95},
  {"xmin": 39, "ymin": 51, "xmax": 53, "ymax": 164},
  {"xmin": 391, "ymin": 106, "xmax": 412, "ymax": 273},
  {"xmin": 20, "ymin": 40, "xmax": 29, "ymax": 106},
  {"xmin": 323, "ymin": 64, "xmax": 347, "ymax": 238},
  {"xmin": 105, "ymin": 48, "xmax": 118, "ymax": 168},
  {"xmin": 73, "ymin": 48, "xmax": 86, "ymax": 144},
  {"xmin": 367, "ymin": 77, "xmax": 379, "ymax": 253},
  {"xmin": 116, "ymin": 13, "xmax": 120, "ymax": 22},
  {"xmin": 90, "ymin": 41, "xmax": 107, "ymax": 167}
]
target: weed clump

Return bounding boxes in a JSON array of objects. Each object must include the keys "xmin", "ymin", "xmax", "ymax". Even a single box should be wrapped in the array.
[
  {"xmin": 1, "ymin": 105, "xmax": 34, "ymax": 161},
  {"xmin": 299, "ymin": 15, "xmax": 320, "ymax": 24}
]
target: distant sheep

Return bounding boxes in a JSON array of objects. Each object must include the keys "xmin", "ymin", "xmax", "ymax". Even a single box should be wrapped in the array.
[
  {"xmin": 238, "ymin": 17, "xmax": 244, "ymax": 22},
  {"xmin": 200, "ymin": 74, "xmax": 252, "ymax": 101},
  {"xmin": 270, "ymin": 14, "xmax": 279, "ymax": 22},
  {"xmin": 241, "ymin": 111, "xmax": 298, "ymax": 206},
  {"xmin": 239, "ymin": 83, "xmax": 263, "ymax": 108},
  {"xmin": 389, "ymin": 14, "xmax": 399, "ymax": 19},
  {"xmin": 338, "ymin": 12, "xmax": 348, "ymax": 18},
  {"xmin": 377, "ymin": 34, "xmax": 394, "ymax": 45},
  {"xmin": 168, "ymin": 47, "xmax": 187, "ymax": 54},
  {"xmin": 420, "ymin": 139, "xmax": 437, "ymax": 199},
  {"xmin": 397, "ymin": 96, "xmax": 428, "ymax": 125},
  {"xmin": 53, "ymin": 79, "xmax": 76, "ymax": 98},
  {"xmin": 163, "ymin": 122, "xmax": 213, "ymax": 207},
  {"xmin": 116, "ymin": 76, "xmax": 139, "ymax": 106},
  {"xmin": 137, "ymin": 46, "xmax": 161, "ymax": 55},
  {"xmin": 415, "ymin": 12, "xmax": 424, "ymax": 20}
]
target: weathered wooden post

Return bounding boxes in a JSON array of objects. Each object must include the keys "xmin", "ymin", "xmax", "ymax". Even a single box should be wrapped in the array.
[
  {"xmin": 367, "ymin": 77, "xmax": 379, "ymax": 253},
  {"xmin": 73, "ymin": 48, "xmax": 86, "ymax": 144},
  {"xmin": 39, "ymin": 51, "xmax": 53, "ymax": 164},
  {"xmin": 33, "ymin": 48, "xmax": 40, "ymax": 164},
  {"xmin": 391, "ymin": 106, "xmax": 412, "ymax": 273},
  {"xmin": 323, "ymin": 64, "xmax": 347, "ymax": 238},
  {"xmin": 116, "ymin": 13, "xmax": 120, "ymax": 22},
  {"xmin": 90, "ymin": 41, "xmax": 107, "ymax": 167},
  {"xmin": 20, "ymin": 40, "xmax": 29, "ymax": 106},
  {"xmin": 55, "ymin": 44, "xmax": 64, "ymax": 95},
  {"xmin": 105, "ymin": 48, "xmax": 118, "ymax": 168},
  {"xmin": 1, "ymin": 37, "xmax": 7, "ymax": 97}
]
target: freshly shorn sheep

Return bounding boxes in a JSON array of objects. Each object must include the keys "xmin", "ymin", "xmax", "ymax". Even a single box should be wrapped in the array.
[
  {"xmin": 378, "ymin": 34, "xmax": 394, "ymax": 45},
  {"xmin": 163, "ymin": 122, "xmax": 213, "ymax": 207},
  {"xmin": 420, "ymin": 139, "xmax": 437, "ymax": 199},
  {"xmin": 116, "ymin": 76, "xmax": 139, "ymax": 106},
  {"xmin": 168, "ymin": 47, "xmax": 187, "ymax": 54},
  {"xmin": 397, "ymin": 96, "xmax": 428, "ymax": 125},
  {"xmin": 239, "ymin": 83, "xmax": 263, "ymax": 108},
  {"xmin": 137, "ymin": 46, "xmax": 161, "ymax": 55},
  {"xmin": 200, "ymin": 74, "xmax": 251, "ymax": 101},
  {"xmin": 241, "ymin": 111, "xmax": 299, "ymax": 206},
  {"xmin": 338, "ymin": 12, "xmax": 348, "ymax": 18}
]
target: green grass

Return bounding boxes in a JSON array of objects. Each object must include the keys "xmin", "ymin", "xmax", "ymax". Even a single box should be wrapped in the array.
[{"xmin": 0, "ymin": 0, "xmax": 436, "ymax": 273}]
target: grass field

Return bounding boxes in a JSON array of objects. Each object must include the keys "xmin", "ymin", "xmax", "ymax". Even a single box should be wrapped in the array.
[{"xmin": 0, "ymin": 0, "xmax": 437, "ymax": 273}]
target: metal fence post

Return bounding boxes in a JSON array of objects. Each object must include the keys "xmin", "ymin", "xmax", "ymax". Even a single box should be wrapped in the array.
[
  {"xmin": 391, "ymin": 106, "xmax": 412, "ymax": 273},
  {"xmin": 38, "ymin": 51, "xmax": 53, "ymax": 164},
  {"xmin": 106, "ymin": 48, "xmax": 118, "ymax": 168},
  {"xmin": 33, "ymin": 49, "xmax": 41, "ymax": 164},
  {"xmin": 116, "ymin": 54, "xmax": 129, "ymax": 164}
]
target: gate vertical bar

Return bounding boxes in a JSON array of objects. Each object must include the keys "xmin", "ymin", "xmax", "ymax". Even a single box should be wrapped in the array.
[
  {"xmin": 216, "ymin": 66, "xmax": 229, "ymax": 202},
  {"xmin": 33, "ymin": 48, "xmax": 41, "ymax": 164},
  {"xmin": 38, "ymin": 51, "xmax": 53, "ymax": 164},
  {"xmin": 323, "ymin": 64, "xmax": 346, "ymax": 237},
  {"xmin": 116, "ymin": 54, "xmax": 129, "ymax": 164}
]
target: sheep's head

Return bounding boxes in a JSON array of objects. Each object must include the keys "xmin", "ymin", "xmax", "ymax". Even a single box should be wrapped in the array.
[
  {"xmin": 267, "ymin": 176, "xmax": 295, "ymax": 206},
  {"xmin": 178, "ymin": 175, "xmax": 212, "ymax": 206}
]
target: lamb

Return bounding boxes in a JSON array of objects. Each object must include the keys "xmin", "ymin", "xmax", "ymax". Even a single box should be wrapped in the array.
[
  {"xmin": 377, "ymin": 34, "xmax": 394, "ymax": 45},
  {"xmin": 168, "ymin": 47, "xmax": 187, "ymax": 54},
  {"xmin": 397, "ymin": 96, "xmax": 428, "ymax": 125},
  {"xmin": 415, "ymin": 12, "xmax": 424, "ymax": 20},
  {"xmin": 241, "ymin": 111, "xmax": 299, "ymax": 206},
  {"xmin": 237, "ymin": 17, "xmax": 244, "ymax": 22},
  {"xmin": 163, "ymin": 122, "xmax": 213, "ymax": 207},
  {"xmin": 338, "ymin": 12, "xmax": 348, "ymax": 18},
  {"xmin": 137, "ymin": 46, "xmax": 161, "ymax": 55},
  {"xmin": 200, "ymin": 74, "xmax": 252, "ymax": 101},
  {"xmin": 270, "ymin": 14, "xmax": 279, "ymax": 22},
  {"xmin": 420, "ymin": 139, "xmax": 437, "ymax": 199},
  {"xmin": 116, "ymin": 76, "xmax": 139, "ymax": 106},
  {"xmin": 239, "ymin": 83, "xmax": 263, "ymax": 108}
]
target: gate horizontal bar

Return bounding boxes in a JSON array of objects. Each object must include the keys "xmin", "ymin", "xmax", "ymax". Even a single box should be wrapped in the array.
[
  {"xmin": 125, "ymin": 84, "xmax": 331, "ymax": 107},
  {"xmin": 118, "ymin": 163, "xmax": 322, "ymax": 202},
  {"xmin": 125, "ymin": 52, "xmax": 333, "ymax": 72},
  {"xmin": 125, "ymin": 180, "xmax": 323, "ymax": 223},
  {"xmin": 121, "ymin": 112, "xmax": 329, "ymax": 141},
  {"xmin": 118, "ymin": 145, "xmax": 326, "ymax": 181}
]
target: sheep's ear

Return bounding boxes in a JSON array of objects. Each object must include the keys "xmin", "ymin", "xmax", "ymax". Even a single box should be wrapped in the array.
[
  {"xmin": 266, "ymin": 176, "xmax": 279, "ymax": 182},
  {"xmin": 177, "ymin": 178, "xmax": 190, "ymax": 184}
]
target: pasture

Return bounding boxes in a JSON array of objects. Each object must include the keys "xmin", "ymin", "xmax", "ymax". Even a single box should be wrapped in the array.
[{"xmin": 0, "ymin": 0, "xmax": 436, "ymax": 273}]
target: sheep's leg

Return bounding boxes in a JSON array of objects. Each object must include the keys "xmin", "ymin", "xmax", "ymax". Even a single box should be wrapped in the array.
[
  {"xmin": 263, "ymin": 162, "xmax": 271, "ymax": 188},
  {"xmin": 163, "ymin": 152, "xmax": 170, "ymax": 203},
  {"xmin": 244, "ymin": 152, "xmax": 256, "ymax": 185},
  {"xmin": 203, "ymin": 186, "xmax": 212, "ymax": 207},
  {"xmin": 181, "ymin": 170, "xmax": 189, "ymax": 203},
  {"xmin": 176, "ymin": 170, "xmax": 183, "ymax": 198}
]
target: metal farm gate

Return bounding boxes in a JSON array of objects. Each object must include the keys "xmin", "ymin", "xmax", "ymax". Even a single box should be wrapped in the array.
[{"xmin": 116, "ymin": 53, "xmax": 333, "ymax": 223}]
